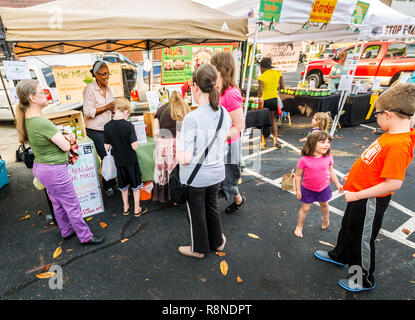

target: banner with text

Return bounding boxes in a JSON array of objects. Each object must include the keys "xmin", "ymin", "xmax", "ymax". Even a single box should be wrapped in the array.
[
  {"xmin": 161, "ymin": 45, "xmax": 233, "ymax": 85},
  {"xmin": 53, "ymin": 63, "xmax": 123, "ymax": 104},
  {"xmin": 262, "ymin": 42, "xmax": 301, "ymax": 73},
  {"xmin": 259, "ymin": 0, "xmax": 283, "ymax": 22},
  {"xmin": 309, "ymin": 0, "xmax": 338, "ymax": 24}
]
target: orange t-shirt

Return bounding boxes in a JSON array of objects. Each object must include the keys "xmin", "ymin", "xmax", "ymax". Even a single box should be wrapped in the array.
[{"xmin": 344, "ymin": 129, "xmax": 415, "ymax": 197}]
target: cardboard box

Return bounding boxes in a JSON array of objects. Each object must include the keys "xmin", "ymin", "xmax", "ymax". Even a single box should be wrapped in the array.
[{"xmin": 45, "ymin": 110, "xmax": 87, "ymax": 140}]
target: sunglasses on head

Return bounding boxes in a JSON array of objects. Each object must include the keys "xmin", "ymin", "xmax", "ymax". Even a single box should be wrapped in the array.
[{"xmin": 373, "ymin": 109, "xmax": 414, "ymax": 117}]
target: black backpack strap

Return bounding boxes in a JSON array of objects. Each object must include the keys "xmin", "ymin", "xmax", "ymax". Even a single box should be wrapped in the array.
[{"xmin": 186, "ymin": 106, "xmax": 224, "ymax": 186}]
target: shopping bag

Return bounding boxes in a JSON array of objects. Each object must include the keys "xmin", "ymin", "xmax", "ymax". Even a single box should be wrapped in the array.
[
  {"xmin": 281, "ymin": 169, "xmax": 296, "ymax": 192},
  {"xmin": 101, "ymin": 149, "xmax": 117, "ymax": 181},
  {"xmin": 0, "ymin": 158, "xmax": 10, "ymax": 189}
]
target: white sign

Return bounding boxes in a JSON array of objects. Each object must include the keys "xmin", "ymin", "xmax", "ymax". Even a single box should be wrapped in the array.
[
  {"xmin": 3, "ymin": 61, "xmax": 31, "ymax": 80},
  {"xmin": 372, "ymin": 79, "xmax": 381, "ymax": 90},
  {"xmin": 68, "ymin": 141, "xmax": 104, "ymax": 218},
  {"xmin": 338, "ymin": 75, "xmax": 353, "ymax": 92},
  {"xmin": 262, "ymin": 42, "xmax": 301, "ymax": 73},
  {"xmin": 132, "ymin": 120, "xmax": 148, "ymax": 144},
  {"xmin": 146, "ymin": 90, "xmax": 160, "ymax": 113}
]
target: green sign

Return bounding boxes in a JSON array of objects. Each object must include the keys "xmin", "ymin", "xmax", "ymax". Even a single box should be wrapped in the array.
[
  {"xmin": 161, "ymin": 45, "xmax": 233, "ymax": 85},
  {"xmin": 259, "ymin": 0, "xmax": 283, "ymax": 22},
  {"xmin": 351, "ymin": 1, "xmax": 369, "ymax": 25}
]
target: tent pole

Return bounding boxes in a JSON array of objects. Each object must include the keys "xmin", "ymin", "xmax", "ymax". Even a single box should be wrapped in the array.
[
  {"xmin": 302, "ymin": 43, "xmax": 311, "ymax": 85},
  {"xmin": 240, "ymin": 40, "xmax": 250, "ymax": 91},
  {"xmin": 243, "ymin": 22, "xmax": 260, "ymax": 118}
]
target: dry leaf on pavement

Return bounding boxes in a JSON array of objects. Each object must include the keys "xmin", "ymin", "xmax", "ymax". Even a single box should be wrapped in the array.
[
  {"xmin": 53, "ymin": 246, "xmax": 62, "ymax": 259},
  {"xmin": 99, "ymin": 222, "xmax": 108, "ymax": 229},
  {"xmin": 220, "ymin": 260, "xmax": 228, "ymax": 276},
  {"xmin": 120, "ymin": 238, "xmax": 129, "ymax": 244},
  {"xmin": 247, "ymin": 233, "xmax": 260, "ymax": 239},
  {"xmin": 39, "ymin": 264, "xmax": 50, "ymax": 273},
  {"xmin": 36, "ymin": 272, "xmax": 55, "ymax": 279},
  {"xmin": 236, "ymin": 275, "xmax": 243, "ymax": 283},
  {"xmin": 318, "ymin": 240, "xmax": 335, "ymax": 248},
  {"xmin": 19, "ymin": 214, "xmax": 31, "ymax": 221},
  {"xmin": 216, "ymin": 252, "xmax": 226, "ymax": 257}
]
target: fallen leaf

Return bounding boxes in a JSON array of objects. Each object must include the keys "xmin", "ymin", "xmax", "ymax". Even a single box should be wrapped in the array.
[
  {"xmin": 120, "ymin": 238, "xmax": 129, "ymax": 244},
  {"xmin": 99, "ymin": 222, "xmax": 108, "ymax": 229},
  {"xmin": 247, "ymin": 233, "xmax": 260, "ymax": 239},
  {"xmin": 53, "ymin": 246, "xmax": 62, "ymax": 259},
  {"xmin": 410, "ymin": 280, "xmax": 415, "ymax": 284},
  {"xmin": 198, "ymin": 276, "xmax": 207, "ymax": 283},
  {"xmin": 216, "ymin": 252, "xmax": 226, "ymax": 257},
  {"xmin": 67, "ymin": 249, "xmax": 73, "ymax": 252},
  {"xmin": 220, "ymin": 260, "xmax": 228, "ymax": 276},
  {"xmin": 277, "ymin": 252, "xmax": 281, "ymax": 259},
  {"xmin": 36, "ymin": 272, "xmax": 55, "ymax": 279},
  {"xmin": 236, "ymin": 275, "xmax": 243, "ymax": 283},
  {"xmin": 376, "ymin": 238, "xmax": 383, "ymax": 242},
  {"xmin": 39, "ymin": 264, "xmax": 50, "ymax": 273},
  {"xmin": 363, "ymin": 137, "xmax": 369, "ymax": 140},
  {"xmin": 37, "ymin": 210, "xmax": 42, "ymax": 215},
  {"xmin": 319, "ymin": 240, "xmax": 335, "ymax": 248},
  {"xmin": 402, "ymin": 228, "xmax": 411, "ymax": 235},
  {"xmin": 19, "ymin": 214, "xmax": 31, "ymax": 221},
  {"xmin": 86, "ymin": 217, "xmax": 93, "ymax": 221}
]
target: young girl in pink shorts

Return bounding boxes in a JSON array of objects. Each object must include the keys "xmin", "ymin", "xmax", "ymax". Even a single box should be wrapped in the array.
[{"xmin": 294, "ymin": 131, "xmax": 343, "ymax": 238}]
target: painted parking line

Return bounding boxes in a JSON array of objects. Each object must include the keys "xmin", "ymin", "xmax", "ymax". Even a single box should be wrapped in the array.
[{"xmin": 242, "ymin": 133, "xmax": 415, "ymax": 250}]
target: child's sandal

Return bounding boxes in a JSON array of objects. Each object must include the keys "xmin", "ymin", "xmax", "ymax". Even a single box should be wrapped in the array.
[
  {"xmin": 122, "ymin": 206, "xmax": 130, "ymax": 216},
  {"xmin": 134, "ymin": 206, "xmax": 148, "ymax": 217}
]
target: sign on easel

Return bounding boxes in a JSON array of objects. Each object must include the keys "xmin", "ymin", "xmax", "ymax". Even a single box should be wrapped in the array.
[{"xmin": 68, "ymin": 141, "xmax": 104, "ymax": 218}]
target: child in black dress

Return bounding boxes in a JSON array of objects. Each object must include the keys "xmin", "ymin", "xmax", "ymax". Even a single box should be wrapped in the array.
[{"xmin": 104, "ymin": 97, "xmax": 147, "ymax": 217}]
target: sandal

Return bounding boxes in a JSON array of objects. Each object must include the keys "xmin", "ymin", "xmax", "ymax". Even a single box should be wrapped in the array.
[
  {"xmin": 274, "ymin": 143, "xmax": 282, "ymax": 150},
  {"xmin": 134, "ymin": 206, "xmax": 148, "ymax": 217},
  {"xmin": 122, "ymin": 206, "xmax": 130, "ymax": 216},
  {"xmin": 225, "ymin": 196, "xmax": 246, "ymax": 214}
]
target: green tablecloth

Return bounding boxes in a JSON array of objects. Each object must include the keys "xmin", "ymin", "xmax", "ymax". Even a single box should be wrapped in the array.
[{"xmin": 136, "ymin": 136, "xmax": 156, "ymax": 182}]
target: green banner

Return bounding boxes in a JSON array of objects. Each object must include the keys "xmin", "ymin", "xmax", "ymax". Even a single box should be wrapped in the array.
[
  {"xmin": 161, "ymin": 45, "xmax": 233, "ymax": 85},
  {"xmin": 351, "ymin": 1, "xmax": 370, "ymax": 25},
  {"xmin": 259, "ymin": 0, "xmax": 283, "ymax": 22}
]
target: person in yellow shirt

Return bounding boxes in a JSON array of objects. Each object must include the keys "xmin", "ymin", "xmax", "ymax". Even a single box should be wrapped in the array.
[{"xmin": 257, "ymin": 57, "xmax": 284, "ymax": 149}]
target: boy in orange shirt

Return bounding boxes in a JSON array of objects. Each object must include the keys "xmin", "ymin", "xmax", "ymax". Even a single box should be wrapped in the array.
[{"xmin": 314, "ymin": 84, "xmax": 415, "ymax": 292}]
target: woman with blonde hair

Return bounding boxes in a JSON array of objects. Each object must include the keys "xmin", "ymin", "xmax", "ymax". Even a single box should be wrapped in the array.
[
  {"xmin": 153, "ymin": 90, "xmax": 191, "ymax": 203},
  {"xmin": 15, "ymin": 79, "xmax": 104, "ymax": 245}
]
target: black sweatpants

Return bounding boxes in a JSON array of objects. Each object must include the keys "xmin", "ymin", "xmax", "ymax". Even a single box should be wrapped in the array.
[
  {"xmin": 329, "ymin": 195, "xmax": 391, "ymax": 287},
  {"xmin": 185, "ymin": 183, "xmax": 223, "ymax": 254},
  {"xmin": 86, "ymin": 128, "xmax": 117, "ymax": 191}
]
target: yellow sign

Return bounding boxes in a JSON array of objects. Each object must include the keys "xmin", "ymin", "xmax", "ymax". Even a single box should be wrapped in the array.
[
  {"xmin": 309, "ymin": 0, "xmax": 338, "ymax": 23},
  {"xmin": 52, "ymin": 63, "xmax": 124, "ymax": 104},
  {"xmin": 366, "ymin": 93, "xmax": 379, "ymax": 120}
]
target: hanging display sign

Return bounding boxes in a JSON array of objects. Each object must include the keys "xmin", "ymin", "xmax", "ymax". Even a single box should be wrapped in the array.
[
  {"xmin": 3, "ymin": 61, "xmax": 31, "ymax": 80},
  {"xmin": 258, "ymin": 0, "xmax": 283, "ymax": 22},
  {"xmin": 309, "ymin": 0, "xmax": 338, "ymax": 24},
  {"xmin": 261, "ymin": 42, "xmax": 301, "ymax": 73},
  {"xmin": 351, "ymin": 1, "xmax": 369, "ymax": 25},
  {"xmin": 52, "ymin": 63, "xmax": 123, "ymax": 104},
  {"xmin": 161, "ymin": 45, "xmax": 233, "ymax": 85}
]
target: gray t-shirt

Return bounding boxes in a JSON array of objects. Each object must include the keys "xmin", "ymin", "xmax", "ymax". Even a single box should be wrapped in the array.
[{"xmin": 177, "ymin": 103, "xmax": 232, "ymax": 187}]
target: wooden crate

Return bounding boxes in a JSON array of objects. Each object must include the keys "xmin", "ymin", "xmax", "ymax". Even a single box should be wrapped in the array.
[
  {"xmin": 143, "ymin": 111, "xmax": 156, "ymax": 137},
  {"xmin": 45, "ymin": 110, "xmax": 87, "ymax": 140}
]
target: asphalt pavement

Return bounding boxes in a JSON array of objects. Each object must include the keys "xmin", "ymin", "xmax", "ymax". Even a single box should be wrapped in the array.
[{"xmin": 0, "ymin": 115, "xmax": 414, "ymax": 313}]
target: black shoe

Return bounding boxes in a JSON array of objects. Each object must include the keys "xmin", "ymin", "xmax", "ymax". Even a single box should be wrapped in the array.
[
  {"xmin": 104, "ymin": 188, "xmax": 115, "ymax": 196},
  {"xmin": 83, "ymin": 235, "xmax": 105, "ymax": 245},
  {"xmin": 45, "ymin": 214, "xmax": 57, "ymax": 225},
  {"xmin": 225, "ymin": 196, "xmax": 246, "ymax": 214}
]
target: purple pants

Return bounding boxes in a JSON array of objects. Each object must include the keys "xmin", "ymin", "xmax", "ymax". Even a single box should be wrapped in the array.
[{"xmin": 33, "ymin": 163, "xmax": 93, "ymax": 243}]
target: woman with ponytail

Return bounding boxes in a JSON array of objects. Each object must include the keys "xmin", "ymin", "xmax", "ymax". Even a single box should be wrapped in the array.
[
  {"xmin": 211, "ymin": 51, "xmax": 246, "ymax": 214},
  {"xmin": 176, "ymin": 64, "xmax": 232, "ymax": 258},
  {"xmin": 15, "ymin": 79, "xmax": 104, "ymax": 245}
]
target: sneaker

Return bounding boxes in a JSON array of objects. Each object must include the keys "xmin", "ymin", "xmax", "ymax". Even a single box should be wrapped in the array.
[
  {"xmin": 83, "ymin": 235, "xmax": 105, "ymax": 245},
  {"xmin": 225, "ymin": 196, "xmax": 246, "ymax": 214},
  {"xmin": 104, "ymin": 188, "xmax": 115, "ymax": 196},
  {"xmin": 314, "ymin": 250, "xmax": 346, "ymax": 267},
  {"xmin": 338, "ymin": 278, "xmax": 376, "ymax": 292}
]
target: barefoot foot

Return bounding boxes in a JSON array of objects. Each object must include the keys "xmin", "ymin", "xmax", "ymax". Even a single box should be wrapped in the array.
[
  {"xmin": 178, "ymin": 246, "xmax": 204, "ymax": 259},
  {"xmin": 294, "ymin": 228, "xmax": 303, "ymax": 238}
]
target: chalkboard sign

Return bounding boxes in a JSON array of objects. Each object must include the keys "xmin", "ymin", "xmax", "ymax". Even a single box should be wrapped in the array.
[{"xmin": 68, "ymin": 141, "xmax": 104, "ymax": 218}]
